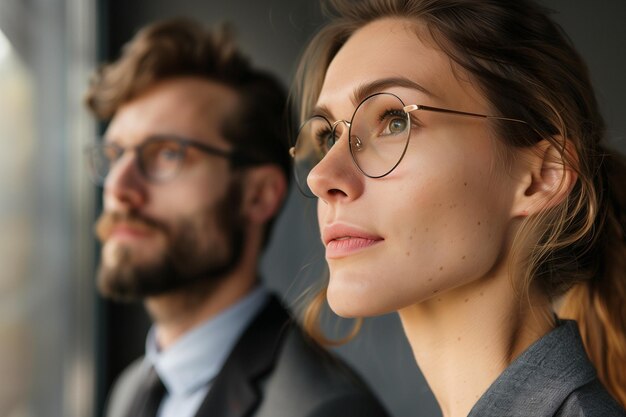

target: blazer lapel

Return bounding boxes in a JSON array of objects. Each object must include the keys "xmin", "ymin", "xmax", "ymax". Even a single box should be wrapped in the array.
[
  {"xmin": 468, "ymin": 320, "xmax": 597, "ymax": 417},
  {"xmin": 193, "ymin": 296, "xmax": 291, "ymax": 417}
]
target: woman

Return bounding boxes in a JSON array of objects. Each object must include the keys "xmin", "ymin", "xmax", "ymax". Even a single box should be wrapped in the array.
[{"xmin": 290, "ymin": 0, "xmax": 626, "ymax": 416}]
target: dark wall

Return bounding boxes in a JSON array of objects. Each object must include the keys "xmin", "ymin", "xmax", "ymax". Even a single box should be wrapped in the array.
[{"xmin": 97, "ymin": 1, "xmax": 626, "ymax": 417}]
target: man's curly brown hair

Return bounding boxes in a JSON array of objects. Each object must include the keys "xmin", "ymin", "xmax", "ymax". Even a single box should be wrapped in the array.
[{"xmin": 86, "ymin": 18, "xmax": 292, "ymax": 247}]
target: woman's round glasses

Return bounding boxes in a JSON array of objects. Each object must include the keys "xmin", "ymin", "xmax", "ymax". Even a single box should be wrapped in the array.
[
  {"xmin": 290, "ymin": 92, "xmax": 529, "ymax": 198},
  {"xmin": 85, "ymin": 135, "xmax": 238, "ymax": 185}
]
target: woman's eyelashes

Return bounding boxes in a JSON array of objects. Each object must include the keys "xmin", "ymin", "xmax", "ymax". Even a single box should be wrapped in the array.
[
  {"xmin": 310, "ymin": 103, "xmax": 424, "ymax": 154},
  {"xmin": 377, "ymin": 109, "xmax": 408, "ymax": 136},
  {"xmin": 314, "ymin": 126, "xmax": 335, "ymax": 153}
]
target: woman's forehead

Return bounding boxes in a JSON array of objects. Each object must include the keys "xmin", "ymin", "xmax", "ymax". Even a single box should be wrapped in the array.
[{"xmin": 317, "ymin": 18, "xmax": 487, "ymax": 114}]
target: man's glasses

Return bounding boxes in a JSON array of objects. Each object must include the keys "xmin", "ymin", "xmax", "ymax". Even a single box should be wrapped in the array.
[
  {"xmin": 85, "ymin": 135, "xmax": 244, "ymax": 185},
  {"xmin": 290, "ymin": 92, "xmax": 529, "ymax": 197}
]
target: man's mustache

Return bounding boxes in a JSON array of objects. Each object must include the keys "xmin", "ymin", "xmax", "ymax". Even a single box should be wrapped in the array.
[{"xmin": 95, "ymin": 211, "xmax": 168, "ymax": 242}]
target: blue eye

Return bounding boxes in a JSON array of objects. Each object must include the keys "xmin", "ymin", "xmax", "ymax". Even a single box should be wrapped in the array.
[
  {"xmin": 379, "ymin": 109, "xmax": 408, "ymax": 135},
  {"xmin": 159, "ymin": 147, "xmax": 183, "ymax": 161},
  {"xmin": 388, "ymin": 117, "xmax": 408, "ymax": 134}
]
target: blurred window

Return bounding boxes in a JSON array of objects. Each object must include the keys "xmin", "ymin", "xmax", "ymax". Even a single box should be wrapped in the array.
[{"xmin": 0, "ymin": 1, "xmax": 96, "ymax": 416}]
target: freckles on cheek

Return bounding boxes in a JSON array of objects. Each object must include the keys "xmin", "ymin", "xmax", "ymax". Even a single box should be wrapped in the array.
[
  {"xmin": 400, "ymin": 176, "xmax": 482, "ymax": 258},
  {"xmin": 403, "ymin": 225, "xmax": 419, "ymax": 258}
]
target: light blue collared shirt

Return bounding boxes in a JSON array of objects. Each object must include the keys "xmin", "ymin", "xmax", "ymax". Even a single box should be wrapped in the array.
[{"xmin": 145, "ymin": 286, "xmax": 270, "ymax": 417}]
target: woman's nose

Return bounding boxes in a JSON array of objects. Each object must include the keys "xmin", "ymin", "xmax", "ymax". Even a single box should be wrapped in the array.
[{"xmin": 307, "ymin": 125, "xmax": 364, "ymax": 204}]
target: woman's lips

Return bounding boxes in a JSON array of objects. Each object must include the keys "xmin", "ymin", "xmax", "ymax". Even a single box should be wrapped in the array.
[
  {"xmin": 325, "ymin": 236, "xmax": 383, "ymax": 258},
  {"xmin": 323, "ymin": 224, "xmax": 384, "ymax": 259}
]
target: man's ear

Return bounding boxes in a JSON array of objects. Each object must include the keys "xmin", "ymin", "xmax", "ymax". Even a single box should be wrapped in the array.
[
  {"xmin": 241, "ymin": 165, "xmax": 287, "ymax": 224},
  {"xmin": 511, "ymin": 138, "xmax": 578, "ymax": 218}
]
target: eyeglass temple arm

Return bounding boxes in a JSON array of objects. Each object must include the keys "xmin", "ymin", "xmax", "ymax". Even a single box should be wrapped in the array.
[
  {"xmin": 193, "ymin": 142, "xmax": 233, "ymax": 158},
  {"xmin": 287, "ymin": 105, "xmax": 529, "ymax": 159},
  {"xmin": 192, "ymin": 141, "xmax": 259, "ymax": 166},
  {"xmin": 403, "ymin": 104, "xmax": 527, "ymax": 124}
]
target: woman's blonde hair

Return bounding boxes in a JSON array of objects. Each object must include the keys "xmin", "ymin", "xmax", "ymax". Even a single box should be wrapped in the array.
[{"xmin": 293, "ymin": 0, "xmax": 626, "ymax": 406}]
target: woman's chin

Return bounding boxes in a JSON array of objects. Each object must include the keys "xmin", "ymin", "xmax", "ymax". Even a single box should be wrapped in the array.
[{"xmin": 327, "ymin": 285, "xmax": 394, "ymax": 318}]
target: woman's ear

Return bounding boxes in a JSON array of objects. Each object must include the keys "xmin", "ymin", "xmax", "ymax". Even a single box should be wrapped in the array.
[
  {"xmin": 511, "ymin": 138, "xmax": 578, "ymax": 218},
  {"xmin": 240, "ymin": 165, "xmax": 287, "ymax": 224}
]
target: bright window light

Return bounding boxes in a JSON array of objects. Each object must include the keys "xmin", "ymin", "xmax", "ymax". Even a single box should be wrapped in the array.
[{"xmin": 0, "ymin": 29, "xmax": 11, "ymax": 61}]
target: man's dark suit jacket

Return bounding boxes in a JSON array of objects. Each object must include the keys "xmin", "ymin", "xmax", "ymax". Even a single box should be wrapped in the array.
[
  {"xmin": 104, "ymin": 296, "xmax": 390, "ymax": 417},
  {"xmin": 468, "ymin": 320, "xmax": 625, "ymax": 417}
]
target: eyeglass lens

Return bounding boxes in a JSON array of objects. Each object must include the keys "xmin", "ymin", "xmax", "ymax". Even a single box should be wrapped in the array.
[
  {"xmin": 86, "ymin": 138, "xmax": 187, "ymax": 185},
  {"xmin": 293, "ymin": 92, "xmax": 411, "ymax": 197}
]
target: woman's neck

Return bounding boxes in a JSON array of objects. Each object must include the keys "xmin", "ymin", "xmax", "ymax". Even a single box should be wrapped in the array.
[{"xmin": 398, "ymin": 273, "xmax": 554, "ymax": 417}]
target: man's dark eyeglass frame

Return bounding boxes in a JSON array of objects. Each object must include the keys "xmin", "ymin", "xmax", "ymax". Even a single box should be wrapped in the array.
[{"xmin": 85, "ymin": 134, "xmax": 258, "ymax": 185}]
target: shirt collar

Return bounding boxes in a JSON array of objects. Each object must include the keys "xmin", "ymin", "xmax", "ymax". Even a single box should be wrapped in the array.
[
  {"xmin": 145, "ymin": 285, "xmax": 270, "ymax": 396},
  {"xmin": 468, "ymin": 319, "xmax": 597, "ymax": 417}
]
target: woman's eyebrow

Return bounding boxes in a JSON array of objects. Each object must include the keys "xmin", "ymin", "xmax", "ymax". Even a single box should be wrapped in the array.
[
  {"xmin": 352, "ymin": 77, "xmax": 435, "ymax": 106},
  {"xmin": 310, "ymin": 104, "xmax": 334, "ymax": 120},
  {"xmin": 310, "ymin": 77, "xmax": 434, "ymax": 120}
]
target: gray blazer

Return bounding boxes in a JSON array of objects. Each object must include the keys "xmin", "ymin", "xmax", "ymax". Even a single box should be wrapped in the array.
[
  {"xmin": 104, "ymin": 296, "xmax": 389, "ymax": 417},
  {"xmin": 469, "ymin": 320, "xmax": 625, "ymax": 417}
]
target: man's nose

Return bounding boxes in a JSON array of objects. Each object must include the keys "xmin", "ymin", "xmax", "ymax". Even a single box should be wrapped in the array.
[
  {"xmin": 307, "ymin": 123, "xmax": 364, "ymax": 204},
  {"xmin": 103, "ymin": 152, "xmax": 147, "ymax": 211}
]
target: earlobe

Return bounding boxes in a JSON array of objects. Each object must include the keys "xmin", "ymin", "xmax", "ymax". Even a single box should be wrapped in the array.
[
  {"xmin": 512, "ymin": 138, "xmax": 578, "ymax": 217},
  {"xmin": 242, "ymin": 166, "xmax": 287, "ymax": 224}
]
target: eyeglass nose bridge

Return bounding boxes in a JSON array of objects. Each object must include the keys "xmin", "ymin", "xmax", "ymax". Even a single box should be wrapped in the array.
[
  {"xmin": 104, "ymin": 147, "xmax": 145, "ymax": 185},
  {"xmin": 330, "ymin": 119, "xmax": 351, "ymax": 145}
]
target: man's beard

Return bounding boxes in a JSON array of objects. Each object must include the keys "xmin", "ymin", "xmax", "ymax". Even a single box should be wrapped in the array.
[{"xmin": 94, "ymin": 180, "xmax": 244, "ymax": 302}]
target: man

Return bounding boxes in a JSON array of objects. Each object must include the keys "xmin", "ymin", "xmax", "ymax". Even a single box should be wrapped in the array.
[{"xmin": 85, "ymin": 18, "xmax": 389, "ymax": 417}]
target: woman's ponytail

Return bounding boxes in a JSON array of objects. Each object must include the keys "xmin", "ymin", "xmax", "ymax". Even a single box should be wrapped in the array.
[{"xmin": 560, "ymin": 149, "xmax": 626, "ymax": 407}]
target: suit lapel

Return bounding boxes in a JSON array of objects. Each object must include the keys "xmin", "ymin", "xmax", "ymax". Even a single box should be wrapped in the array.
[
  {"xmin": 193, "ymin": 296, "xmax": 291, "ymax": 417},
  {"xmin": 468, "ymin": 320, "xmax": 597, "ymax": 417}
]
